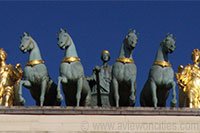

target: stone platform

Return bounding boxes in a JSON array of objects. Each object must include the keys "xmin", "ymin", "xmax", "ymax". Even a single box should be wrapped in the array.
[{"xmin": 0, "ymin": 106, "xmax": 200, "ymax": 133}]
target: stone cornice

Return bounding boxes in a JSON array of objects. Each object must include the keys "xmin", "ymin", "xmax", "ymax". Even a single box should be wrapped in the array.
[{"xmin": 0, "ymin": 106, "xmax": 199, "ymax": 116}]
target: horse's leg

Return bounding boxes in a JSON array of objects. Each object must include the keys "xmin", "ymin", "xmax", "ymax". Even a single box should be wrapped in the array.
[
  {"xmin": 83, "ymin": 80, "xmax": 91, "ymax": 106},
  {"xmin": 76, "ymin": 77, "xmax": 83, "ymax": 106},
  {"xmin": 113, "ymin": 77, "xmax": 119, "ymax": 107},
  {"xmin": 84, "ymin": 93, "xmax": 91, "ymax": 106},
  {"xmin": 129, "ymin": 78, "xmax": 136, "ymax": 106},
  {"xmin": 170, "ymin": 81, "xmax": 177, "ymax": 107},
  {"xmin": 40, "ymin": 79, "xmax": 47, "ymax": 106},
  {"xmin": 57, "ymin": 76, "xmax": 65, "ymax": 102},
  {"xmin": 140, "ymin": 93, "xmax": 146, "ymax": 106},
  {"xmin": 150, "ymin": 79, "xmax": 157, "ymax": 107},
  {"xmin": 19, "ymin": 80, "xmax": 31, "ymax": 105}
]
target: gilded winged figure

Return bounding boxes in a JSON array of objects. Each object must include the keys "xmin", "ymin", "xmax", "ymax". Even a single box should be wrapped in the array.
[{"xmin": 176, "ymin": 49, "xmax": 200, "ymax": 108}]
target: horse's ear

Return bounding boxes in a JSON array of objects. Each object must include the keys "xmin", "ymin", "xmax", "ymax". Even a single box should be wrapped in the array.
[
  {"xmin": 128, "ymin": 29, "xmax": 132, "ymax": 33},
  {"xmin": 166, "ymin": 33, "xmax": 169, "ymax": 37},
  {"xmin": 174, "ymin": 37, "xmax": 176, "ymax": 41},
  {"xmin": 24, "ymin": 32, "xmax": 30, "ymax": 36},
  {"xmin": 133, "ymin": 30, "xmax": 136, "ymax": 33},
  {"xmin": 60, "ymin": 28, "xmax": 64, "ymax": 32},
  {"xmin": 137, "ymin": 33, "xmax": 139, "ymax": 37},
  {"xmin": 56, "ymin": 32, "xmax": 59, "ymax": 36},
  {"xmin": 64, "ymin": 29, "xmax": 67, "ymax": 32}
]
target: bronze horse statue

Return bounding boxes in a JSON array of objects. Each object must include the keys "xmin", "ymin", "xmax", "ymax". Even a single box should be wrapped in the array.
[
  {"xmin": 19, "ymin": 32, "xmax": 62, "ymax": 106},
  {"xmin": 140, "ymin": 34, "xmax": 177, "ymax": 107},
  {"xmin": 56, "ymin": 29, "xmax": 91, "ymax": 106},
  {"xmin": 112, "ymin": 29, "xmax": 138, "ymax": 107}
]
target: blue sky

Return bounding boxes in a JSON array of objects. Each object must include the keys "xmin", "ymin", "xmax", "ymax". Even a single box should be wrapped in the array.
[{"xmin": 0, "ymin": 1, "xmax": 199, "ymax": 106}]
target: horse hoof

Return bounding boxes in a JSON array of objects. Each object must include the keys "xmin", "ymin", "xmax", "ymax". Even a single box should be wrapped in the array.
[
  {"xmin": 170, "ymin": 100, "xmax": 177, "ymax": 107},
  {"xmin": 116, "ymin": 102, "xmax": 119, "ymax": 107},
  {"xmin": 40, "ymin": 101, "xmax": 44, "ymax": 106},
  {"xmin": 57, "ymin": 94, "xmax": 63, "ymax": 102},
  {"xmin": 19, "ymin": 97, "xmax": 25, "ymax": 105},
  {"xmin": 154, "ymin": 103, "xmax": 157, "ymax": 108},
  {"xmin": 129, "ymin": 98, "xmax": 136, "ymax": 106}
]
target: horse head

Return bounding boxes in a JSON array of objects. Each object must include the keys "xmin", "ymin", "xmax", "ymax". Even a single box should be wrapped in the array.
[
  {"xmin": 161, "ymin": 33, "xmax": 176, "ymax": 54},
  {"xmin": 124, "ymin": 29, "xmax": 138, "ymax": 50},
  {"xmin": 57, "ymin": 28, "xmax": 72, "ymax": 50},
  {"xmin": 19, "ymin": 32, "xmax": 35, "ymax": 53}
]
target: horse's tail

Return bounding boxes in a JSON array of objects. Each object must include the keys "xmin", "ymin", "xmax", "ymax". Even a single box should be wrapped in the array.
[
  {"xmin": 140, "ymin": 80, "xmax": 152, "ymax": 107},
  {"xmin": 81, "ymin": 79, "xmax": 91, "ymax": 106},
  {"xmin": 46, "ymin": 79, "xmax": 62, "ymax": 106},
  {"xmin": 13, "ymin": 80, "xmax": 25, "ymax": 106}
]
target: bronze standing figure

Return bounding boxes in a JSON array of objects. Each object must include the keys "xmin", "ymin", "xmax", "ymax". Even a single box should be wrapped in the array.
[{"xmin": 87, "ymin": 50, "xmax": 112, "ymax": 106}]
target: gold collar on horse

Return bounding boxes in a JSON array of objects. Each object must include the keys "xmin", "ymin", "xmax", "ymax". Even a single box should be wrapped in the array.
[
  {"xmin": 153, "ymin": 61, "xmax": 171, "ymax": 67},
  {"xmin": 26, "ymin": 60, "xmax": 44, "ymax": 67},
  {"xmin": 116, "ymin": 58, "xmax": 134, "ymax": 64},
  {"xmin": 62, "ymin": 57, "xmax": 80, "ymax": 63}
]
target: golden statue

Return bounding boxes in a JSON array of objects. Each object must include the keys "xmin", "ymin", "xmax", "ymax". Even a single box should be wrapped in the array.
[
  {"xmin": 176, "ymin": 49, "xmax": 200, "ymax": 108},
  {"xmin": 0, "ymin": 48, "xmax": 23, "ymax": 106}
]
